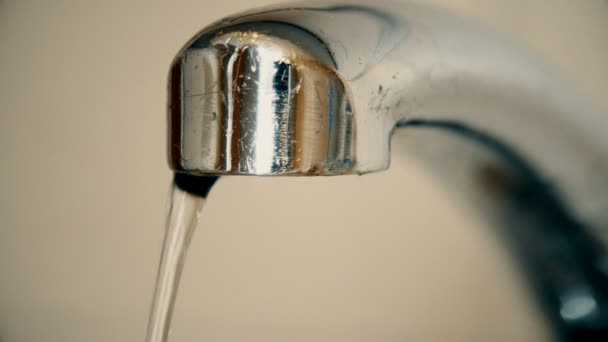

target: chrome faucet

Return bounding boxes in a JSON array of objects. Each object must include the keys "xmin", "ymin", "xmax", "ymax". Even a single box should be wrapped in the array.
[{"xmin": 168, "ymin": 1, "xmax": 608, "ymax": 340}]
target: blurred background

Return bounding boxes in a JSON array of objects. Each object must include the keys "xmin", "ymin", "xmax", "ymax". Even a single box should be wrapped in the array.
[{"xmin": 1, "ymin": 0, "xmax": 607, "ymax": 341}]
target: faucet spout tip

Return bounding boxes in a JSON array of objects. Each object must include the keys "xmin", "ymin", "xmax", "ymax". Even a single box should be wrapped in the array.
[{"xmin": 169, "ymin": 22, "xmax": 366, "ymax": 176}]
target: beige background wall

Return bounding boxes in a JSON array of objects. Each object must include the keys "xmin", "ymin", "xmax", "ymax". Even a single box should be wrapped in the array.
[{"xmin": 1, "ymin": 1, "xmax": 607, "ymax": 341}]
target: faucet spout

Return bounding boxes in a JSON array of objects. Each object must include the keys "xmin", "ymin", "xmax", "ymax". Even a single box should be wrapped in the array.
[
  {"xmin": 168, "ymin": 1, "xmax": 608, "ymax": 339},
  {"xmin": 169, "ymin": 22, "xmax": 357, "ymax": 175}
]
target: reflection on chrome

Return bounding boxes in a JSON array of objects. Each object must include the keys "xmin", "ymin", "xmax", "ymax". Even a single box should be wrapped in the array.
[
  {"xmin": 168, "ymin": 1, "xmax": 608, "ymax": 339},
  {"xmin": 561, "ymin": 290, "xmax": 598, "ymax": 322}
]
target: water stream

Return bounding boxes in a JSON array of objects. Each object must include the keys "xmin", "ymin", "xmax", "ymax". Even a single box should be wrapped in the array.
[{"xmin": 145, "ymin": 175, "xmax": 217, "ymax": 342}]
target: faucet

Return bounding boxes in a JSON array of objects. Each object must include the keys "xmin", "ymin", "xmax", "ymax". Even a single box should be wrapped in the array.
[{"xmin": 167, "ymin": 1, "xmax": 608, "ymax": 340}]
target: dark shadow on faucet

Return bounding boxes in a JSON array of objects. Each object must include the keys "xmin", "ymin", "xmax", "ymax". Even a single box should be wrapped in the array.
[{"xmin": 396, "ymin": 119, "xmax": 608, "ymax": 341}]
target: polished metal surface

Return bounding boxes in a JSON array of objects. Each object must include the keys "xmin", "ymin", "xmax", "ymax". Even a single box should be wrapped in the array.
[
  {"xmin": 168, "ymin": 1, "xmax": 608, "ymax": 340},
  {"xmin": 169, "ymin": 23, "xmax": 356, "ymax": 175}
]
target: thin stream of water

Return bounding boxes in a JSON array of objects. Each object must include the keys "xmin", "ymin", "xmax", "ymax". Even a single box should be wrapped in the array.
[{"xmin": 145, "ymin": 175, "xmax": 216, "ymax": 342}]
